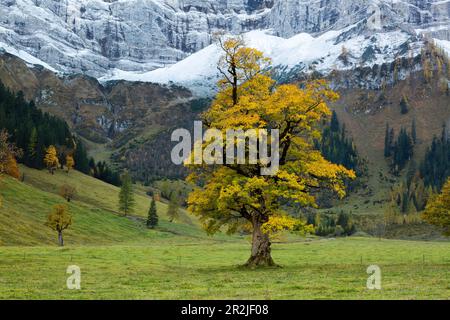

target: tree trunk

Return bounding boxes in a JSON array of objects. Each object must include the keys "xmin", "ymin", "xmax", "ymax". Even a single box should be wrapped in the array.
[
  {"xmin": 244, "ymin": 217, "xmax": 277, "ymax": 268},
  {"xmin": 232, "ymin": 65, "xmax": 238, "ymax": 106},
  {"xmin": 58, "ymin": 231, "xmax": 64, "ymax": 247}
]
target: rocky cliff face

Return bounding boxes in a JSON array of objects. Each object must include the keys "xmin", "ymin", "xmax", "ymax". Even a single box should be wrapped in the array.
[
  {"xmin": 0, "ymin": 0, "xmax": 449, "ymax": 79},
  {"xmin": 0, "ymin": 0, "xmax": 449, "ymax": 183},
  {"xmin": 0, "ymin": 51, "xmax": 194, "ymax": 144},
  {"xmin": 0, "ymin": 50, "xmax": 203, "ymax": 179}
]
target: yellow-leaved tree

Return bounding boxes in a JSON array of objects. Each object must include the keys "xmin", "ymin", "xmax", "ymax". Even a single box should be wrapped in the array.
[
  {"xmin": 422, "ymin": 178, "xmax": 450, "ymax": 236},
  {"xmin": 186, "ymin": 37, "xmax": 355, "ymax": 267},
  {"xmin": 0, "ymin": 129, "xmax": 22, "ymax": 179},
  {"xmin": 45, "ymin": 204, "xmax": 72, "ymax": 246},
  {"xmin": 65, "ymin": 154, "xmax": 75, "ymax": 173},
  {"xmin": 44, "ymin": 145, "xmax": 59, "ymax": 174},
  {"xmin": 0, "ymin": 129, "xmax": 22, "ymax": 207}
]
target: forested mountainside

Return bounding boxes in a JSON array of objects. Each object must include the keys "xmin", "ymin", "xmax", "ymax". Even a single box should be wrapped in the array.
[
  {"xmin": 1, "ymin": 40, "xmax": 449, "ymax": 187},
  {"xmin": 0, "ymin": 51, "xmax": 205, "ymax": 180}
]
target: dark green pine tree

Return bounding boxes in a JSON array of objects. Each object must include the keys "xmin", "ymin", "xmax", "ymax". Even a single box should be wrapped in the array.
[
  {"xmin": 317, "ymin": 110, "xmax": 361, "ymax": 173},
  {"xmin": 146, "ymin": 196, "xmax": 159, "ymax": 229},
  {"xmin": 420, "ymin": 124, "xmax": 450, "ymax": 190},
  {"xmin": 27, "ymin": 127, "xmax": 38, "ymax": 167},
  {"xmin": 392, "ymin": 127, "xmax": 413, "ymax": 173},
  {"xmin": 389, "ymin": 128, "xmax": 395, "ymax": 151},
  {"xmin": 330, "ymin": 110, "xmax": 340, "ymax": 132},
  {"xmin": 118, "ymin": 171, "xmax": 135, "ymax": 216},
  {"xmin": 384, "ymin": 126, "xmax": 395, "ymax": 159},
  {"xmin": 73, "ymin": 138, "xmax": 90, "ymax": 174},
  {"xmin": 401, "ymin": 190, "xmax": 409, "ymax": 213}
]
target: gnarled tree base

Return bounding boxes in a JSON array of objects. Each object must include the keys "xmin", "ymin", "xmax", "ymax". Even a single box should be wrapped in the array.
[
  {"xmin": 244, "ymin": 255, "xmax": 279, "ymax": 268},
  {"xmin": 243, "ymin": 219, "xmax": 280, "ymax": 268}
]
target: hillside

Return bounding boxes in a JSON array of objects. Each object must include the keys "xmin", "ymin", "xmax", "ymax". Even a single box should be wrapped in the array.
[
  {"xmin": 1, "ymin": 167, "xmax": 449, "ymax": 299},
  {"xmin": 327, "ymin": 66, "xmax": 450, "ymax": 216},
  {"xmin": 1, "ymin": 169, "xmax": 449, "ymax": 299},
  {"xmin": 1, "ymin": 0, "xmax": 450, "ymax": 302},
  {"xmin": 0, "ymin": 52, "xmax": 202, "ymax": 180},
  {"xmin": 0, "ymin": 165, "xmax": 234, "ymax": 246}
]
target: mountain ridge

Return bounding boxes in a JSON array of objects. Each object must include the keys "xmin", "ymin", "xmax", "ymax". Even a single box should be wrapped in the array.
[{"xmin": 0, "ymin": 0, "xmax": 449, "ymax": 86}]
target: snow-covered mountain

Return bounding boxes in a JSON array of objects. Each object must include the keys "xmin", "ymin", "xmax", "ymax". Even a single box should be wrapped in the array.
[
  {"xmin": 103, "ymin": 27, "xmax": 423, "ymax": 95},
  {"xmin": 0, "ymin": 0, "xmax": 449, "ymax": 93}
]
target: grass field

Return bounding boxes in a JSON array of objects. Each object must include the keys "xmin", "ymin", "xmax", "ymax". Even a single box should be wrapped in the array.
[
  {"xmin": 0, "ymin": 238, "xmax": 449, "ymax": 299},
  {"xmin": 0, "ymin": 167, "xmax": 449, "ymax": 299}
]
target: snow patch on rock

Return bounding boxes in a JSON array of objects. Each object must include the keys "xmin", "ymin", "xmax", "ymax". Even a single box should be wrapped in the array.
[{"xmin": 102, "ymin": 28, "xmax": 415, "ymax": 95}]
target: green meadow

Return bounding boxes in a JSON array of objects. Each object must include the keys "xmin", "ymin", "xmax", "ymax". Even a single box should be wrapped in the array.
[
  {"xmin": 0, "ymin": 167, "xmax": 449, "ymax": 299},
  {"xmin": 0, "ymin": 239, "xmax": 449, "ymax": 299}
]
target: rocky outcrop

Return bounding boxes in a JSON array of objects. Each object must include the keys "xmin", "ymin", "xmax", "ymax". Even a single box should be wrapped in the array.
[{"xmin": 0, "ymin": 0, "xmax": 449, "ymax": 78}]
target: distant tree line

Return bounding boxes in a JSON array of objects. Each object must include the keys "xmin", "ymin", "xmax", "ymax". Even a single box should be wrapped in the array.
[
  {"xmin": 0, "ymin": 82, "xmax": 76, "ymax": 169},
  {"xmin": 386, "ymin": 160, "xmax": 432, "ymax": 219},
  {"xmin": 385, "ymin": 122, "xmax": 449, "ymax": 192},
  {"xmin": 305, "ymin": 211, "xmax": 356, "ymax": 237},
  {"xmin": 420, "ymin": 125, "xmax": 450, "ymax": 191},
  {"xmin": 316, "ymin": 111, "xmax": 363, "ymax": 175},
  {"xmin": 384, "ymin": 123, "xmax": 450, "ymax": 219},
  {"xmin": 88, "ymin": 158, "xmax": 121, "ymax": 186}
]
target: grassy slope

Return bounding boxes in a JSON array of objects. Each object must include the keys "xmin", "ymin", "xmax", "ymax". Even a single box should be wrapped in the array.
[{"xmin": 0, "ymin": 166, "xmax": 232, "ymax": 246}]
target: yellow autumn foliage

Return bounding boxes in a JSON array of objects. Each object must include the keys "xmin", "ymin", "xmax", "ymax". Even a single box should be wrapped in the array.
[
  {"xmin": 44, "ymin": 145, "xmax": 59, "ymax": 174},
  {"xmin": 422, "ymin": 178, "xmax": 450, "ymax": 236},
  {"xmin": 186, "ymin": 37, "xmax": 355, "ymax": 265},
  {"xmin": 65, "ymin": 154, "xmax": 75, "ymax": 173}
]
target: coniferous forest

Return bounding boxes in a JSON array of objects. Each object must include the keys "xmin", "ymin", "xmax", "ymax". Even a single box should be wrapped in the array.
[
  {"xmin": 420, "ymin": 126, "xmax": 450, "ymax": 191},
  {"xmin": 0, "ymin": 81, "xmax": 77, "ymax": 169},
  {"xmin": 317, "ymin": 111, "xmax": 364, "ymax": 175},
  {"xmin": 0, "ymin": 80, "xmax": 120, "ymax": 185},
  {"xmin": 384, "ymin": 123, "xmax": 414, "ymax": 175}
]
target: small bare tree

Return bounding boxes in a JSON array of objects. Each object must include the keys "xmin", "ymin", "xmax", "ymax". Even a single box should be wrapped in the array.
[{"xmin": 59, "ymin": 184, "xmax": 77, "ymax": 202}]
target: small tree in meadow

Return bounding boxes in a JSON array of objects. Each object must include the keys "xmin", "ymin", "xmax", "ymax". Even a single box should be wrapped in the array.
[
  {"xmin": 59, "ymin": 184, "xmax": 77, "ymax": 202},
  {"xmin": 46, "ymin": 204, "xmax": 72, "ymax": 246},
  {"xmin": 167, "ymin": 194, "xmax": 180, "ymax": 223},
  {"xmin": 118, "ymin": 171, "xmax": 135, "ymax": 216},
  {"xmin": 146, "ymin": 196, "xmax": 159, "ymax": 228}
]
